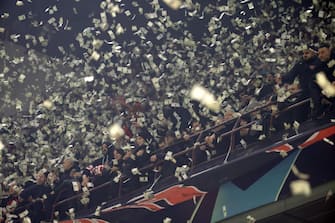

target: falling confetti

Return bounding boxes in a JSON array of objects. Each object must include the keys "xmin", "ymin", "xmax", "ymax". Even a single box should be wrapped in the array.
[
  {"xmin": 291, "ymin": 165, "xmax": 309, "ymax": 180},
  {"xmin": 290, "ymin": 179, "xmax": 311, "ymax": 197},
  {"xmin": 316, "ymin": 72, "xmax": 335, "ymax": 98},
  {"xmin": 109, "ymin": 123, "xmax": 125, "ymax": 140},
  {"xmin": 162, "ymin": 0, "xmax": 183, "ymax": 10},
  {"xmin": 190, "ymin": 85, "xmax": 221, "ymax": 112},
  {"xmin": 0, "ymin": 1, "xmax": 333, "ymax": 218}
]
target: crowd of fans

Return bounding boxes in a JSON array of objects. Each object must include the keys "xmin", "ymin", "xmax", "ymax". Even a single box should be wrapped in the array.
[
  {"xmin": 1, "ymin": 41, "xmax": 334, "ymax": 222},
  {"xmin": 0, "ymin": 0, "xmax": 334, "ymax": 222}
]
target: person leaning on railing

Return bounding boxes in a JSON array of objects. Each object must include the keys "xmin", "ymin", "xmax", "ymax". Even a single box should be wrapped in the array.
[
  {"xmin": 148, "ymin": 130, "xmax": 191, "ymax": 178},
  {"xmin": 282, "ymin": 45, "xmax": 320, "ymax": 99},
  {"xmin": 278, "ymin": 45, "xmax": 320, "ymax": 122}
]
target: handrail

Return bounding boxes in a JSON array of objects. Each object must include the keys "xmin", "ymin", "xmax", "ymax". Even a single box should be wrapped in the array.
[
  {"xmin": 50, "ymin": 120, "xmax": 259, "ymax": 219},
  {"xmin": 274, "ymin": 98, "xmax": 310, "ymax": 115},
  {"xmin": 172, "ymin": 121, "xmax": 257, "ymax": 163},
  {"xmin": 149, "ymin": 99, "xmax": 275, "ymax": 157},
  {"xmin": 269, "ymin": 98, "xmax": 311, "ymax": 137},
  {"xmin": 50, "ymin": 96, "xmax": 312, "ymax": 209},
  {"xmin": 190, "ymin": 126, "xmax": 206, "ymax": 169},
  {"xmin": 224, "ymin": 115, "xmax": 242, "ymax": 163},
  {"xmin": 50, "ymin": 103, "xmax": 272, "ymax": 209}
]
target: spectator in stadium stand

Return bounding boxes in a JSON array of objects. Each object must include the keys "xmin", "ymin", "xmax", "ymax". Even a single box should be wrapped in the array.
[
  {"xmin": 58, "ymin": 157, "xmax": 79, "ymax": 184},
  {"xmin": 190, "ymin": 100, "xmax": 212, "ymax": 127},
  {"xmin": 136, "ymin": 128, "xmax": 157, "ymax": 154},
  {"xmin": 192, "ymin": 139, "xmax": 210, "ymax": 166},
  {"xmin": 234, "ymin": 115, "xmax": 256, "ymax": 149},
  {"xmin": 159, "ymin": 130, "xmax": 190, "ymax": 178},
  {"xmin": 177, "ymin": 120, "xmax": 206, "ymax": 166},
  {"xmin": 310, "ymin": 42, "xmax": 335, "ymax": 118},
  {"xmin": 42, "ymin": 170, "xmax": 60, "ymax": 221},
  {"xmin": 182, "ymin": 119, "xmax": 227, "ymax": 166},
  {"xmin": 133, "ymin": 132, "xmax": 151, "ymax": 187},
  {"xmin": 18, "ymin": 169, "xmax": 52, "ymax": 222},
  {"xmin": 0, "ymin": 182, "xmax": 21, "ymax": 222},
  {"xmin": 46, "ymin": 169, "xmax": 60, "ymax": 191},
  {"xmin": 282, "ymin": 46, "xmax": 319, "ymax": 99},
  {"xmin": 162, "ymin": 105, "xmax": 193, "ymax": 132},
  {"xmin": 108, "ymin": 148, "xmax": 125, "ymax": 198},
  {"xmin": 280, "ymin": 45, "xmax": 319, "ymax": 122},
  {"xmin": 188, "ymin": 118, "xmax": 205, "ymax": 134},
  {"xmin": 51, "ymin": 158, "xmax": 81, "ymax": 215},
  {"xmin": 316, "ymin": 43, "xmax": 335, "ymax": 81},
  {"xmin": 148, "ymin": 137, "xmax": 166, "ymax": 180},
  {"xmin": 204, "ymin": 131, "xmax": 223, "ymax": 158},
  {"xmin": 112, "ymin": 134, "xmax": 129, "ymax": 150},
  {"xmin": 210, "ymin": 114, "xmax": 237, "ymax": 156},
  {"xmin": 53, "ymin": 169, "xmax": 83, "ymax": 221},
  {"xmin": 91, "ymin": 142, "xmax": 114, "ymax": 170},
  {"xmin": 86, "ymin": 142, "xmax": 115, "ymax": 205},
  {"xmin": 254, "ymin": 74, "xmax": 278, "ymax": 101},
  {"xmin": 120, "ymin": 144, "xmax": 137, "ymax": 194}
]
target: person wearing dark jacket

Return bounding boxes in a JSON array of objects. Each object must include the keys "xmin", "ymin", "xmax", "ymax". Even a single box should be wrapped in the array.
[
  {"xmin": 190, "ymin": 100, "xmax": 211, "ymax": 127},
  {"xmin": 158, "ymin": 131, "xmax": 189, "ymax": 178},
  {"xmin": 52, "ymin": 158, "xmax": 81, "ymax": 220},
  {"xmin": 133, "ymin": 132, "xmax": 151, "ymax": 187},
  {"xmin": 163, "ymin": 105, "xmax": 192, "ymax": 132},
  {"xmin": 58, "ymin": 157, "xmax": 79, "ymax": 184},
  {"xmin": 107, "ymin": 148, "xmax": 125, "ymax": 198},
  {"xmin": 281, "ymin": 46, "xmax": 320, "ymax": 122},
  {"xmin": 87, "ymin": 142, "xmax": 115, "ymax": 205},
  {"xmin": 18, "ymin": 169, "xmax": 52, "ymax": 222},
  {"xmin": 310, "ymin": 43, "xmax": 335, "ymax": 118},
  {"xmin": 91, "ymin": 141, "xmax": 114, "ymax": 168},
  {"xmin": 87, "ymin": 142, "xmax": 114, "ymax": 188},
  {"xmin": 282, "ymin": 46, "xmax": 320, "ymax": 98},
  {"xmin": 120, "ymin": 145, "xmax": 137, "ymax": 194}
]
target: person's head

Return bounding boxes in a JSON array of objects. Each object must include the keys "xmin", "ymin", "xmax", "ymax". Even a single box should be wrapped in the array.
[
  {"xmin": 274, "ymin": 73, "xmax": 282, "ymax": 85},
  {"xmin": 265, "ymin": 73, "xmax": 275, "ymax": 84},
  {"xmin": 253, "ymin": 77, "xmax": 263, "ymax": 88},
  {"xmin": 205, "ymin": 131, "xmax": 216, "ymax": 145},
  {"xmin": 8, "ymin": 182, "xmax": 21, "ymax": 195},
  {"xmin": 302, "ymin": 49, "xmax": 316, "ymax": 61},
  {"xmin": 223, "ymin": 110, "xmax": 234, "ymax": 121},
  {"xmin": 101, "ymin": 142, "xmax": 110, "ymax": 155},
  {"xmin": 47, "ymin": 171, "xmax": 59, "ymax": 185},
  {"xmin": 190, "ymin": 119, "xmax": 202, "ymax": 133},
  {"xmin": 135, "ymin": 133, "xmax": 146, "ymax": 146},
  {"xmin": 114, "ymin": 148, "xmax": 125, "ymax": 161},
  {"xmin": 123, "ymin": 145, "xmax": 134, "ymax": 159},
  {"xmin": 318, "ymin": 43, "xmax": 332, "ymax": 62},
  {"xmin": 124, "ymin": 149, "xmax": 132, "ymax": 159},
  {"xmin": 164, "ymin": 130, "xmax": 175, "ymax": 146},
  {"xmin": 63, "ymin": 158, "xmax": 74, "ymax": 171},
  {"xmin": 36, "ymin": 169, "xmax": 48, "ymax": 185}
]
